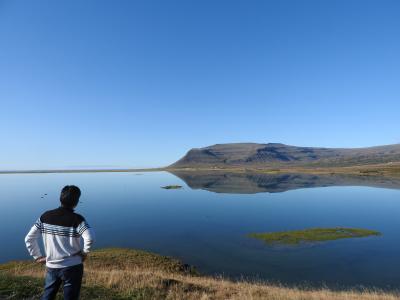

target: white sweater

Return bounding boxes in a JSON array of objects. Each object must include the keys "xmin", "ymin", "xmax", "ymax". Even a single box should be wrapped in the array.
[{"xmin": 25, "ymin": 206, "xmax": 95, "ymax": 268}]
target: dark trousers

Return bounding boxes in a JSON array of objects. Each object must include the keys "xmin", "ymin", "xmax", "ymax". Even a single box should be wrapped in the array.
[{"xmin": 41, "ymin": 263, "xmax": 83, "ymax": 300}]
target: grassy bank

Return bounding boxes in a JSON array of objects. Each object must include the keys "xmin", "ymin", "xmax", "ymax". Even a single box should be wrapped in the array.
[
  {"xmin": 249, "ymin": 227, "xmax": 381, "ymax": 245},
  {"xmin": 1, "ymin": 248, "xmax": 399, "ymax": 300}
]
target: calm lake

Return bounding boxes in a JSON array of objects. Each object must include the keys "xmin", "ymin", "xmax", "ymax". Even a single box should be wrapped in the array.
[{"xmin": 1, "ymin": 171, "xmax": 400, "ymax": 289}]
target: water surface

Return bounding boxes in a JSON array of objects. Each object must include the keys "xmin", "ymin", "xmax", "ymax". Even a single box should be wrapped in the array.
[{"xmin": 1, "ymin": 171, "xmax": 400, "ymax": 289}]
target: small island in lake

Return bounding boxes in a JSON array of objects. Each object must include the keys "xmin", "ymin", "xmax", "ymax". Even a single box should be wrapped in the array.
[
  {"xmin": 249, "ymin": 227, "xmax": 381, "ymax": 245},
  {"xmin": 161, "ymin": 185, "xmax": 183, "ymax": 189}
]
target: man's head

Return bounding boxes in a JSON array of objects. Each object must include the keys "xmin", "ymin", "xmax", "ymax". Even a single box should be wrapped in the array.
[{"xmin": 60, "ymin": 185, "xmax": 81, "ymax": 208}]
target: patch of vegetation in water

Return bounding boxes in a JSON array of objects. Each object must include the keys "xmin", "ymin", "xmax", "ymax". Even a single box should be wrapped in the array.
[
  {"xmin": 161, "ymin": 185, "xmax": 183, "ymax": 189},
  {"xmin": 248, "ymin": 227, "xmax": 381, "ymax": 245}
]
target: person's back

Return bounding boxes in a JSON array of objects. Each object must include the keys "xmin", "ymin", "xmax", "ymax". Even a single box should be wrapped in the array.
[{"xmin": 25, "ymin": 185, "xmax": 95, "ymax": 300}]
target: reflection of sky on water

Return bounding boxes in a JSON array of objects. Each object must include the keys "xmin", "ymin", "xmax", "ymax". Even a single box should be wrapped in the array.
[{"xmin": 1, "ymin": 172, "xmax": 400, "ymax": 288}]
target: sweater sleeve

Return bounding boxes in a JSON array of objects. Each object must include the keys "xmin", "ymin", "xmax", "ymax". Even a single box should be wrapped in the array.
[
  {"xmin": 77, "ymin": 220, "xmax": 95, "ymax": 253},
  {"xmin": 24, "ymin": 218, "xmax": 43, "ymax": 260}
]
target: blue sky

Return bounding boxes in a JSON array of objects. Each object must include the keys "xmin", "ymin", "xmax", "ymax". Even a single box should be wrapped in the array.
[{"xmin": 0, "ymin": 0, "xmax": 399, "ymax": 169}]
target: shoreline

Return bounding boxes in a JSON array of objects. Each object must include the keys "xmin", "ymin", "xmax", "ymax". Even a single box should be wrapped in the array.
[
  {"xmin": 166, "ymin": 162, "xmax": 400, "ymax": 176},
  {"xmin": 1, "ymin": 248, "xmax": 399, "ymax": 299},
  {"xmin": 1, "ymin": 162, "xmax": 400, "ymax": 176}
]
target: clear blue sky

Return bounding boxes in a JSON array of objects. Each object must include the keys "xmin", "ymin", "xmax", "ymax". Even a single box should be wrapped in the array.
[{"xmin": 1, "ymin": 0, "xmax": 399, "ymax": 169}]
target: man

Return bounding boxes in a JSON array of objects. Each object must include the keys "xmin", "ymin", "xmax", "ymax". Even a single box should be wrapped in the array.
[{"xmin": 25, "ymin": 185, "xmax": 95, "ymax": 300}]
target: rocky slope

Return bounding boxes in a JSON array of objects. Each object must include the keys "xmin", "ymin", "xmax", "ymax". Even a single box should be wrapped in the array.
[{"xmin": 169, "ymin": 143, "xmax": 400, "ymax": 168}]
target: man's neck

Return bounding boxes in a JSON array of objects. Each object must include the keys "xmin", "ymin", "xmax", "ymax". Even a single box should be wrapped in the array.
[{"xmin": 60, "ymin": 206, "xmax": 74, "ymax": 212}]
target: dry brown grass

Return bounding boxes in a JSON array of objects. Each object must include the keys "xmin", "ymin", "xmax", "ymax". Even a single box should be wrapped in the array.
[{"xmin": 1, "ymin": 248, "xmax": 399, "ymax": 300}]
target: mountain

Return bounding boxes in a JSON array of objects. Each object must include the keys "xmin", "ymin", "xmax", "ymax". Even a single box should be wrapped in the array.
[{"xmin": 168, "ymin": 143, "xmax": 400, "ymax": 168}]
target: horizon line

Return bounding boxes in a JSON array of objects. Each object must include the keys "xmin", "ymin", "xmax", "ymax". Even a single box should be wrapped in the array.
[{"xmin": 0, "ymin": 167, "xmax": 165, "ymax": 175}]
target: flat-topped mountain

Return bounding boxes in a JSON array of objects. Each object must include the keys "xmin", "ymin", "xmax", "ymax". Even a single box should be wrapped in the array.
[{"xmin": 169, "ymin": 143, "xmax": 400, "ymax": 168}]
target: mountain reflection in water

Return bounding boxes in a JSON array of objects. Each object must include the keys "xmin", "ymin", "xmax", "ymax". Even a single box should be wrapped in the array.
[{"xmin": 169, "ymin": 171, "xmax": 400, "ymax": 194}]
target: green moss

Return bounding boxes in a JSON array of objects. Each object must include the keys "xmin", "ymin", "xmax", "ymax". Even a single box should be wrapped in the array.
[
  {"xmin": 88, "ymin": 248, "xmax": 196, "ymax": 275},
  {"xmin": 0, "ymin": 273, "xmax": 128, "ymax": 300},
  {"xmin": 161, "ymin": 185, "xmax": 183, "ymax": 189},
  {"xmin": 0, "ymin": 273, "xmax": 43, "ymax": 299},
  {"xmin": 249, "ymin": 227, "xmax": 381, "ymax": 245}
]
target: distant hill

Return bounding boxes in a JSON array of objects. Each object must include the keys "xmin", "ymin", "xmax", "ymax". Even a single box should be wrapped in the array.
[{"xmin": 168, "ymin": 143, "xmax": 400, "ymax": 168}]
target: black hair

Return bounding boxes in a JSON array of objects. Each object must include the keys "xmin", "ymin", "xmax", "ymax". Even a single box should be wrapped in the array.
[{"xmin": 60, "ymin": 185, "xmax": 81, "ymax": 208}]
